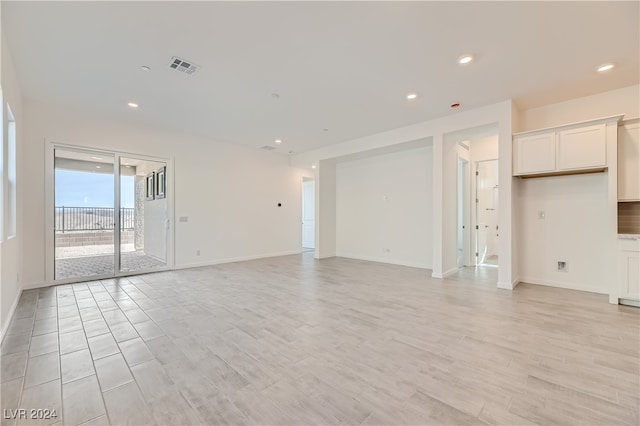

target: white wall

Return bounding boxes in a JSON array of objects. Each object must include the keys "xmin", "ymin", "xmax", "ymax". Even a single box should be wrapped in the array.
[
  {"xmin": 144, "ymin": 197, "xmax": 167, "ymax": 262},
  {"xmin": 518, "ymin": 85, "xmax": 640, "ymax": 131},
  {"xmin": 22, "ymin": 100, "xmax": 312, "ymax": 288},
  {"xmin": 518, "ymin": 173, "xmax": 609, "ymax": 294},
  {"xmin": 1, "ymin": 32, "xmax": 24, "ymax": 336},
  {"xmin": 469, "ymin": 135, "xmax": 498, "ymax": 162},
  {"xmin": 316, "ymin": 160, "xmax": 336, "ymax": 258},
  {"xmin": 335, "ymin": 146, "xmax": 433, "ymax": 269},
  {"xmin": 442, "ymin": 135, "xmax": 460, "ymax": 275}
]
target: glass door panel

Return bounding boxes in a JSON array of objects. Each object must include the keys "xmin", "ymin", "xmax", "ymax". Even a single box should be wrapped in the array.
[
  {"xmin": 54, "ymin": 149, "xmax": 115, "ymax": 280},
  {"xmin": 119, "ymin": 157, "xmax": 167, "ymax": 273}
]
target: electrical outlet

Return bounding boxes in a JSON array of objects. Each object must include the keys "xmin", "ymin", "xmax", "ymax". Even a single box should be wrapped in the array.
[
  {"xmin": 196, "ymin": 250, "xmax": 201, "ymax": 256},
  {"xmin": 179, "ymin": 216, "xmax": 189, "ymax": 223},
  {"xmin": 383, "ymin": 248, "xmax": 391, "ymax": 253},
  {"xmin": 557, "ymin": 261, "xmax": 567, "ymax": 272}
]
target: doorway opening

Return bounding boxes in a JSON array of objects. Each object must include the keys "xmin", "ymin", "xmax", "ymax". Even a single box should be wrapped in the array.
[
  {"xmin": 302, "ymin": 178, "xmax": 315, "ymax": 251},
  {"xmin": 53, "ymin": 147, "xmax": 170, "ymax": 282},
  {"xmin": 454, "ymin": 133, "xmax": 499, "ymax": 273}
]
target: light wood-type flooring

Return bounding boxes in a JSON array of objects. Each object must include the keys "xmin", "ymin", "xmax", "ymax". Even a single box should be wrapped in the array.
[{"xmin": 1, "ymin": 252, "xmax": 639, "ymax": 425}]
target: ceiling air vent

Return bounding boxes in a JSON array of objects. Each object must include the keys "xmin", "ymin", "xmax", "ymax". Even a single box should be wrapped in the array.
[
  {"xmin": 168, "ymin": 56, "xmax": 199, "ymax": 75},
  {"xmin": 259, "ymin": 145, "xmax": 276, "ymax": 151}
]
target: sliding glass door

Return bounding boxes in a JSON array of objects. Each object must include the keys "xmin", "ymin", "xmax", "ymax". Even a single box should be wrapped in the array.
[
  {"xmin": 53, "ymin": 147, "xmax": 169, "ymax": 283},
  {"xmin": 54, "ymin": 149, "xmax": 116, "ymax": 280}
]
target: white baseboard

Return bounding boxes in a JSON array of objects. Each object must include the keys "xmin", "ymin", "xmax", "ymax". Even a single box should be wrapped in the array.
[
  {"xmin": 336, "ymin": 253, "xmax": 431, "ymax": 270},
  {"xmin": 519, "ymin": 276, "xmax": 607, "ymax": 295},
  {"xmin": 1, "ymin": 287, "xmax": 23, "ymax": 344},
  {"xmin": 174, "ymin": 250, "xmax": 302, "ymax": 270},
  {"xmin": 432, "ymin": 267, "xmax": 459, "ymax": 279},
  {"xmin": 22, "ymin": 281, "xmax": 48, "ymax": 290},
  {"xmin": 497, "ymin": 278, "xmax": 520, "ymax": 290}
]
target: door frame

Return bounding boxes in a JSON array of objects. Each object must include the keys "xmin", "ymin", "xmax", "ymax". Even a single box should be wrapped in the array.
[
  {"xmin": 456, "ymin": 145, "xmax": 471, "ymax": 267},
  {"xmin": 301, "ymin": 177, "xmax": 315, "ymax": 250},
  {"xmin": 45, "ymin": 142, "xmax": 175, "ymax": 285}
]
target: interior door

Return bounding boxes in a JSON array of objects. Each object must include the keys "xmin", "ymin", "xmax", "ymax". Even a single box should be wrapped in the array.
[
  {"xmin": 302, "ymin": 180, "xmax": 315, "ymax": 249},
  {"xmin": 476, "ymin": 160, "xmax": 499, "ymax": 265}
]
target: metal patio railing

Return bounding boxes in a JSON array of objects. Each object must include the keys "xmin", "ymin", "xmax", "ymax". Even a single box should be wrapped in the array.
[{"xmin": 55, "ymin": 206, "xmax": 134, "ymax": 232}]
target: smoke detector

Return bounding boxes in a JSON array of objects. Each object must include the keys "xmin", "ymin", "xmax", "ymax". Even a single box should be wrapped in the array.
[{"xmin": 168, "ymin": 56, "xmax": 199, "ymax": 75}]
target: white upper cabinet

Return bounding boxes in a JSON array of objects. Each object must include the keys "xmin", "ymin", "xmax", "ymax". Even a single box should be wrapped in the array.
[
  {"xmin": 557, "ymin": 124, "xmax": 606, "ymax": 171},
  {"xmin": 513, "ymin": 132, "xmax": 556, "ymax": 175},
  {"xmin": 513, "ymin": 116, "xmax": 622, "ymax": 178},
  {"xmin": 618, "ymin": 121, "xmax": 640, "ymax": 201}
]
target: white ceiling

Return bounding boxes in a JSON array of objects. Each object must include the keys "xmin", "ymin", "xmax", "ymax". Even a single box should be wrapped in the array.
[{"xmin": 3, "ymin": 1, "xmax": 638, "ymax": 154}]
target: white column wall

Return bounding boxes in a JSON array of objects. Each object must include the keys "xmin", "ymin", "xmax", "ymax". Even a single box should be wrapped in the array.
[
  {"xmin": 315, "ymin": 160, "xmax": 336, "ymax": 259},
  {"xmin": 431, "ymin": 134, "xmax": 444, "ymax": 277}
]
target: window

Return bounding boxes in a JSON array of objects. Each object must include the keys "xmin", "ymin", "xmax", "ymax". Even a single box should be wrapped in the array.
[{"xmin": 7, "ymin": 104, "xmax": 16, "ymax": 238}]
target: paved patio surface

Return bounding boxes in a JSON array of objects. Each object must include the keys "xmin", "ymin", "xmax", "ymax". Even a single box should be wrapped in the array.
[{"xmin": 55, "ymin": 251, "xmax": 165, "ymax": 280}]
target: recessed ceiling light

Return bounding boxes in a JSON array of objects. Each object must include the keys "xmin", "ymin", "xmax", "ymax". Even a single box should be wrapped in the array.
[
  {"xmin": 597, "ymin": 63, "xmax": 615, "ymax": 73},
  {"xmin": 141, "ymin": 66, "xmax": 151, "ymax": 72},
  {"xmin": 312, "ymin": 164, "xmax": 316, "ymax": 169},
  {"xmin": 274, "ymin": 139, "xmax": 282, "ymax": 144},
  {"xmin": 406, "ymin": 93, "xmax": 418, "ymax": 100},
  {"xmin": 457, "ymin": 54, "xmax": 474, "ymax": 65},
  {"xmin": 96, "ymin": 166, "xmax": 101, "ymax": 169},
  {"xmin": 91, "ymin": 156, "xmax": 102, "ymax": 160},
  {"xmin": 127, "ymin": 102, "xmax": 139, "ymax": 108}
]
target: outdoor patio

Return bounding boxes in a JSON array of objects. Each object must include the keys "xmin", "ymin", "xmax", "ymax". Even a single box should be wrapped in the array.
[{"xmin": 55, "ymin": 250, "xmax": 165, "ymax": 280}]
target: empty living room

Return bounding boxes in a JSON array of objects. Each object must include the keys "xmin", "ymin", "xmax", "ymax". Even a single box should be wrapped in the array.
[{"xmin": 1, "ymin": 1, "xmax": 639, "ymax": 425}]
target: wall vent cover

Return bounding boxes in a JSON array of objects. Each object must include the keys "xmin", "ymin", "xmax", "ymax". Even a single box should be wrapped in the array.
[
  {"xmin": 259, "ymin": 145, "xmax": 276, "ymax": 151},
  {"xmin": 168, "ymin": 56, "xmax": 199, "ymax": 75}
]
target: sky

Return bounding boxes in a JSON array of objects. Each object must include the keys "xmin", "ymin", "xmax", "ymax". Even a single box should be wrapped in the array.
[{"xmin": 55, "ymin": 170, "xmax": 135, "ymax": 208}]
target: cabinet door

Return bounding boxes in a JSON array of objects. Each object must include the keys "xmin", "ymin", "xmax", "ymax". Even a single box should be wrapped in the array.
[
  {"xmin": 557, "ymin": 124, "xmax": 606, "ymax": 171},
  {"xmin": 619, "ymin": 250, "xmax": 640, "ymax": 301},
  {"xmin": 513, "ymin": 132, "xmax": 556, "ymax": 175},
  {"xmin": 618, "ymin": 122, "xmax": 640, "ymax": 201}
]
